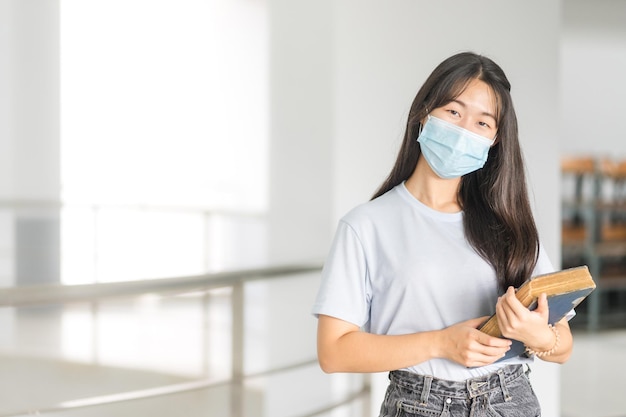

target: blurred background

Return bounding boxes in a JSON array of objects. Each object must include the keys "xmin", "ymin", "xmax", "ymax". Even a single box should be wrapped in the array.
[{"xmin": 0, "ymin": 0, "xmax": 625, "ymax": 416}]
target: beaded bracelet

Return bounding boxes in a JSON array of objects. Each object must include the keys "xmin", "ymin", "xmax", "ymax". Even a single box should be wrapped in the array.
[{"xmin": 525, "ymin": 324, "xmax": 560, "ymax": 357}]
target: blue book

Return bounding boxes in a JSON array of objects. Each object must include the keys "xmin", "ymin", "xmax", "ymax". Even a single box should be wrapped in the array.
[{"xmin": 479, "ymin": 265, "xmax": 596, "ymax": 361}]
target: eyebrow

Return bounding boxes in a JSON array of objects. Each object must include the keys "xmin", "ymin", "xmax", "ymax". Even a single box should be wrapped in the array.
[{"xmin": 453, "ymin": 99, "xmax": 497, "ymax": 122}]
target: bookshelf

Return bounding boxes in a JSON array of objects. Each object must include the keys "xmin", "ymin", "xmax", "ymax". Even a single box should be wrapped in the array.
[{"xmin": 561, "ymin": 156, "xmax": 626, "ymax": 330}]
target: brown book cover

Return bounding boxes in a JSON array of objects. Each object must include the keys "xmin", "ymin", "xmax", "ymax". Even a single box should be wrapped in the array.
[{"xmin": 479, "ymin": 265, "xmax": 596, "ymax": 361}]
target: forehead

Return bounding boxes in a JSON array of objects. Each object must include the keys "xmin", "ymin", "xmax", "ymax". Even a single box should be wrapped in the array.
[{"xmin": 449, "ymin": 79, "xmax": 498, "ymax": 120}]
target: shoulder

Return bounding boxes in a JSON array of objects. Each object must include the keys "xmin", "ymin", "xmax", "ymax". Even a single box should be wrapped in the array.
[{"xmin": 341, "ymin": 185, "xmax": 405, "ymax": 227}]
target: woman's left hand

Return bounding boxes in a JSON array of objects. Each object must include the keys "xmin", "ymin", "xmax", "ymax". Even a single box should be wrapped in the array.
[{"xmin": 495, "ymin": 287, "xmax": 555, "ymax": 351}]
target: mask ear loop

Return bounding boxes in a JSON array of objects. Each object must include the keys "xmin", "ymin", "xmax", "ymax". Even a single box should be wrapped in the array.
[{"xmin": 417, "ymin": 106, "xmax": 429, "ymax": 139}]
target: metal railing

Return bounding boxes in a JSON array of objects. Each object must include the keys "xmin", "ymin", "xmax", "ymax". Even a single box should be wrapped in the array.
[
  {"xmin": 0, "ymin": 264, "xmax": 371, "ymax": 417},
  {"xmin": 0, "ymin": 199, "xmax": 268, "ymax": 284}
]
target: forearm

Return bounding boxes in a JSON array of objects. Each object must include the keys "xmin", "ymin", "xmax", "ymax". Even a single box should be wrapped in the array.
[
  {"xmin": 318, "ymin": 328, "xmax": 440, "ymax": 373},
  {"xmin": 317, "ymin": 314, "xmax": 512, "ymax": 372},
  {"xmin": 524, "ymin": 319, "xmax": 573, "ymax": 364}
]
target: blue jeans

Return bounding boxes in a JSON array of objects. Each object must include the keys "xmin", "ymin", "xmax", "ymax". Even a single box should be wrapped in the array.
[{"xmin": 378, "ymin": 365, "xmax": 541, "ymax": 417}]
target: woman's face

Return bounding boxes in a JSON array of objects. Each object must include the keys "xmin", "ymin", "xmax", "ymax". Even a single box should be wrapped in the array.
[{"xmin": 429, "ymin": 78, "xmax": 498, "ymax": 141}]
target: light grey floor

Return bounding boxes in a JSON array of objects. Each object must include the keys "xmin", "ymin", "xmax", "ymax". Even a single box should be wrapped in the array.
[{"xmin": 561, "ymin": 329, "xmax": 626, "ymax": 417}]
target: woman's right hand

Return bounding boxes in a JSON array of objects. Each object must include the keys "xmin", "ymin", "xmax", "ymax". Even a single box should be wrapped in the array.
[{"xmin": 437, "ymin": 316, "xmax": 512, "ymax": 367}]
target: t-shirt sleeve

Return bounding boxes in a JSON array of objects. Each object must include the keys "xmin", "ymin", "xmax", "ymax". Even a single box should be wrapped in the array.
[
  {"xmin": 532, "ymin": 244, "xmax": 555, "ymax": 275},
  {"xmin": 311, "ymin": 220, "xmax": 371, "ymax": 328}
]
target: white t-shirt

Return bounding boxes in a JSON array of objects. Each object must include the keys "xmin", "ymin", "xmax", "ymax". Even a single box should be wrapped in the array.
[{"xmin": 312, "ymin": 182, "xmax": 555, "ymax": 381}]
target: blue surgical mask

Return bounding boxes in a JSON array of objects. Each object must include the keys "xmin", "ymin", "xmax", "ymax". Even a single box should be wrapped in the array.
[{"xmin": 417, "ymin": 115, "xmax": 495, "ymax": 179}]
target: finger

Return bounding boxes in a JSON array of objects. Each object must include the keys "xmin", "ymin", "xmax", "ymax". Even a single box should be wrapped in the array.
[
  {"xmin": 466, "ymin": 316, "xmax": 491, "ymax": 329},
  {"xmin": 476, "ymin": 331, "xmax": 512, "ymax": 348},
  {"xmin": 465, "ymin": 345, "xmax": 511, "ymax": 367},
  {"xmin": 502, "ymin": 286, "xmax": 521, "ymax": 308},
  {"xmin": 496, "ymin": 295, "xmax": 514, "ymax": 329},
  {"xmin": 479, "ymin": 343, "xmax": 511, "ymax": 358},
  {"xmin": 533, "ymin": 293, "xmax": 548, "ymax": 316},
  {"xmin": 501, "ymin": 286, "xmax": 526, "ymax": 321}
]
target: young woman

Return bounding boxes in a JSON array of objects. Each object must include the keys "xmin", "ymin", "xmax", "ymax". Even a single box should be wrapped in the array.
[{"xmin": 312, "ymin": 52, "xmax": 573, "ymax": 416}]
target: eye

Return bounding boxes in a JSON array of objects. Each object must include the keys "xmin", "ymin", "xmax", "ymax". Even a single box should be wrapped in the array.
[
  {"xmin": 447, "ymin": 109, "xmax": 461, "ymax": 117},
  {"xmin": 478, "ymin": 121, "xmax": 491, "ymax": 128}
]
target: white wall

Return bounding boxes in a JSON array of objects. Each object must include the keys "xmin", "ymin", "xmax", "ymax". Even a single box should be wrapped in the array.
[
  {"xmin": 267, "ymin": 0, "xmax": 335, "ymax": 265},
  {"xmin": 561, "ymin": 0, "xmax": 626, "ymax": 157},
  {"xmin": 331, "ymin": 1, "xmax": 561, "ymax": 263},
  {"xmin": 0, "ymin": 0, "xmax": 61, "ymax": 287},
  {"xmin": 0, "ymin": 0, "xmax": 60, "ymax": 200}
]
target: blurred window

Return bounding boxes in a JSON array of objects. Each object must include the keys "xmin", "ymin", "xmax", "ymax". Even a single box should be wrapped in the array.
[{"xmin": 60, "ymin": 0, "xmax": 268, "ymax": 283}]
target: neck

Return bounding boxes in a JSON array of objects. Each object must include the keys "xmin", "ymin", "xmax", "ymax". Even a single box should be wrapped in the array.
[{"xmin": 405, "ymin": 156, "xmax": 461, "ymax": 212}]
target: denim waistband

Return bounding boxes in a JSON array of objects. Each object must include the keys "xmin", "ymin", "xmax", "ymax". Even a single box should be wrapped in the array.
[{"xmin": 389, "ymin": 364, "xmax": 526, "ymax": 403}]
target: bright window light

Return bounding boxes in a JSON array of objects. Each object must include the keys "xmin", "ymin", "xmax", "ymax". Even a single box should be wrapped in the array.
[{"xmin": 60, "ymin": 0, "xmax": 268, "ymax": 283}]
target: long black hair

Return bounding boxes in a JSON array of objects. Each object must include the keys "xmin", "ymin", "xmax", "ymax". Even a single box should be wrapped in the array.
[{"xmin": 372, "ymin": 52, "xmax": 539, "ymax": 291}]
